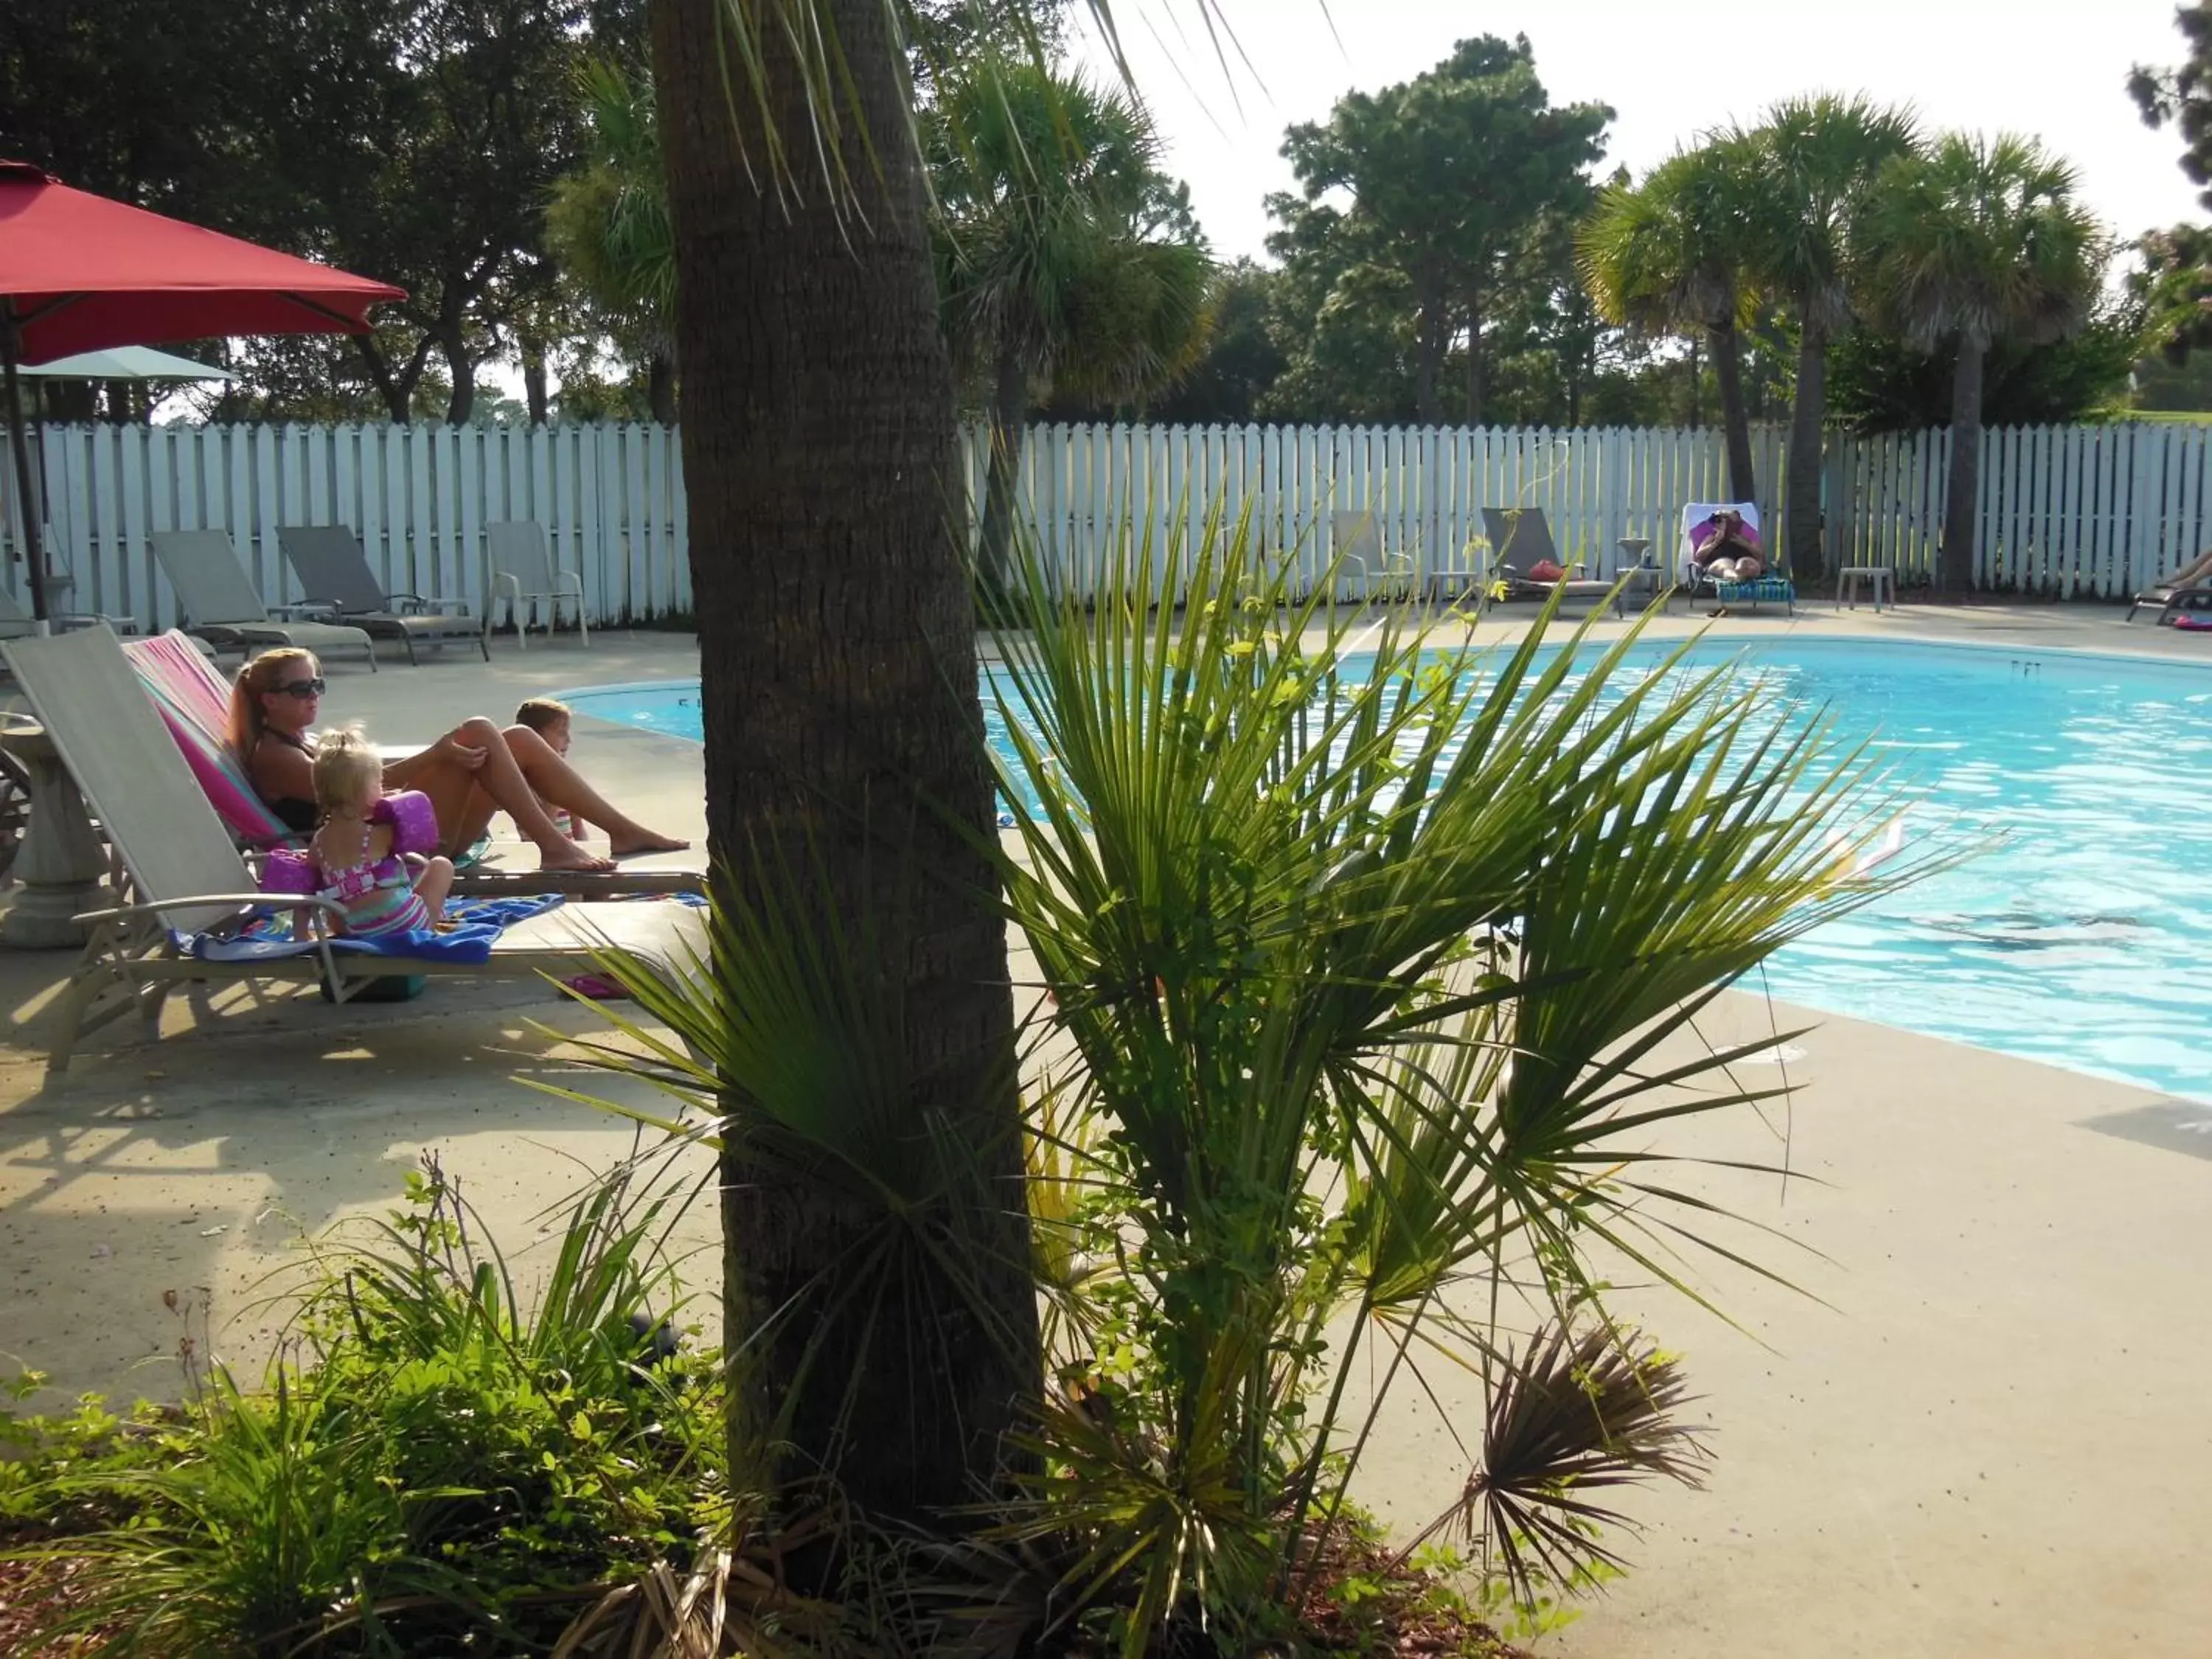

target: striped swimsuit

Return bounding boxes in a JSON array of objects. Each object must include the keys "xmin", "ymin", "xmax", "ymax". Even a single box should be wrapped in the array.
[{"xmin": 313, "ymin": 836, "xmax": 431, "ymax": 939}]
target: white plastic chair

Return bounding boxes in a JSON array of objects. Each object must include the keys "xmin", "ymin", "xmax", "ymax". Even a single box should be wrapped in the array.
[{"xmin": 485, "ymin": 521, "xmax": 588, "ymax": 650}]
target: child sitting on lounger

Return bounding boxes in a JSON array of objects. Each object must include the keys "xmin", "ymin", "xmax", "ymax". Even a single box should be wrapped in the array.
[
  {"xmin": 512, "ymin": 698, "xmax": 592, "ymax": 842},
  {"xmin": 308, "ymin": 728, "xmax": 455, "ymax": 938}
]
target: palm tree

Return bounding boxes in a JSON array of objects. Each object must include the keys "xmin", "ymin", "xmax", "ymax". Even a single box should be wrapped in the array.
[
  {"xmin": 1745, "ymin": 96, "xmax": 1919, "ymax": 585},
  {"xmin": 1580, "ymin": 135, "xmax": 1770, "ymax": 506},
  {"xmin": 649, "ymin": 0, "xmax": 1040, "ymax": 1525},
  {"xmin": 1857, "ymin": 133, "xmax": 2101, "ymax": 594},
  {"xmin": 929, "ymin": 59, "xmax": 1211, "ymax": 585},
  {"xmin": 545, "ymin": 57, "xmax": 678, "ymax": 422}
]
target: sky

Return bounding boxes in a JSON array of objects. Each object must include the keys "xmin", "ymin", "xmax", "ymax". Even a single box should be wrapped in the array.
[{"xmin": 1065, "ymin": 0, "xmax": 2208, "ymax": 264}]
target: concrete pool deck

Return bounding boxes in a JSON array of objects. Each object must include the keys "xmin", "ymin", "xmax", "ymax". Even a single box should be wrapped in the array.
[{"xmin": 0, "ymin": 600, "xmax": 2206, "ymax": 1658}]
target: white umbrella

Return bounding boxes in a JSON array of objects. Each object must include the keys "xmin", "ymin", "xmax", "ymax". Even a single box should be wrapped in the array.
[
  {"xmin": 1, "ymin": 348, "xmax": 237, "ymax": 581},
  {"xmin": 15, "ymin": 345, "xmax": 236, "ymax": 381}
]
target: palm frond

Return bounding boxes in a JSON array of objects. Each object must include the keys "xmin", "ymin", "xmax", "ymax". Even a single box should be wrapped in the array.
[{"xmin": 1417, "ymin": 1321, "xmax": 1708, "ymax": 1610}]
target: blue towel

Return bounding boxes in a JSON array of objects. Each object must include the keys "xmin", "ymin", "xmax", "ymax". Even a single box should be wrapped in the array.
[
  {"xmin": 176, "ymin": 893, "xmax": 564, "ymax": 967},
  {"xmin": 1713, "ymin": 575, "xmax": 1795, "ymax": 602}
]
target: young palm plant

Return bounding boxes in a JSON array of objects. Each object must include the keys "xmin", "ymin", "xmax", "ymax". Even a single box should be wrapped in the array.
[
  {"xmin": 565, "ymin": 505, "xmax": 1913, "ymax": 1655},
  {"xmin": 964, "ymin": 511, "xmax": 1904, "ymax": 1652}
]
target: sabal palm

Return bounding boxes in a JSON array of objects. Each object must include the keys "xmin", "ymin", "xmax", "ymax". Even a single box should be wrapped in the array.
[
  {"xmin": 931, "ymin": 59, "xmax": 1210, "ymax": 582},
  {"xmin": 1580, "ymin": 136, "xmax": 1769, "ymax": 505},
  {"xmin": 1857, "ymin": 132, "xmax": 2100, "ymax": 593},
  {"xmin": 544, "ymin": 57, "xmax": 678, "ymax": 420},
  {"xmin": 594, "ymin": 513, "xmax": 1903, "ymax": 1646},
  {"xmin": 1746, "ymin": 96, "xmax": 1919, "ymax": 583}
]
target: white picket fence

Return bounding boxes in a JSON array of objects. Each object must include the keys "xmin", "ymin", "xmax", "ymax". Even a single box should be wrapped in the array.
[
  {"xmin": 6, "ymin": 418, "xmax": 2209, "ymax": 628},
  {"xmin": 3, "ymin": 421, "xmax": 689, "ymax": 630},
  {"xmin": 964, "ymin": 420, "xmax": 2212, "ymax": 602}
]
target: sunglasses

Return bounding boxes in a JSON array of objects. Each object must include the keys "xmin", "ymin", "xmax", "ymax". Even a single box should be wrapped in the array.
[{"xmin": 274, "ymin": 678, "xmax": 327, "ymax": 699}]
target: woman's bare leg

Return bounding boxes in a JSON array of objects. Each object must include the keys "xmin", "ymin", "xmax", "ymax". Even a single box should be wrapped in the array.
[
  {"xmin": 411, "ymin": 718, "xmax": 613, "ymax": 871},
  {"xmin": 498, "ymin": 724, "xmax": 690, "ymax": 855}
]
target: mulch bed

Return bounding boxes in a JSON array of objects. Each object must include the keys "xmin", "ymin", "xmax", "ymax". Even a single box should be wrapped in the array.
[
  {"xmin": 0, "ymin": 1552, "xmax": 107, "ymax": 1655},
  {"xmin": 0, "ymin": 1520, "xmax": 1535, "ymax": 1658},
  {"xmin": 1293, "ymin": 1524, "xmax": 1530, "ymax": 1658}
]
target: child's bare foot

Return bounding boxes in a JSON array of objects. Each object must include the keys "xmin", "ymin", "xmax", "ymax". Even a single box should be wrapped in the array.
[
  {"xmin": 540, "ymin": 841, "xmax": 616, "ymax": 873},
  {"xmin": 608, "ymin": 830, "xmax": 692, "ymax": 857}
]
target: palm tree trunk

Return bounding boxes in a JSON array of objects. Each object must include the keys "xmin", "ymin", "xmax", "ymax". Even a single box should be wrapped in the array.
[
  {"xmin": 652, "ymin": 0, "xmax": 1039, "ymax": 1525},
  {"xmin": 1708, "ymin": 321, "xmax": 1756, "ymax": 504},
  {"xmin": 1784, "ymin": 325, "xmax": 1827, "ymax": 584},
  {"xmin": 647, "ymin": 351, "xmax": 675, "ymax": 424},
  {"xmin": 1941, "ymin": 337, "xmax": 1986, "ymax": 596},
  {"xmin": 980, "ymin": 344, "xmax": 1027, "ymax": 591},
  {"xmin": 1461, "ymin": 286, "xmax": 1484, "ymax": 427},
  {"xmin": 1686, "ymin": 336, "xmax": 1703, "ymax": 428}
]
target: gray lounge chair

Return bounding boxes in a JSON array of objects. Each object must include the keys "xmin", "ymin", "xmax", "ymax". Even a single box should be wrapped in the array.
[
  {"xmin": 0, "ymin": 583, "xmax": 142, "ymax": 638},
  {"xmin": 2126, "ymin": 565, "xmax": 2212, "ymax": 624},
  {"xmin": 487, "ymin": 521, "xmax": 588, "ymax": 650},
  {"xmin": 148, "ymin": 529, "xmax": 379, "ymax": 669},
  {"xmin": 1479, "ymin": 507, "xmax": 1624, "ymax": 616},
  {"xmin": 276, "ymin": 525, "xmax": 490, "ymax": 664},
  {"xmin": 0, "ymin": 625, "xmax": 708, "ymax": 1074}
]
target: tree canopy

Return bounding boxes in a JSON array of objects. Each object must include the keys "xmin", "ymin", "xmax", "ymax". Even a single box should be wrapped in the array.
[{"xmin": 1266, "ymin": 35, "xmax": 1610, "ymax": 427}]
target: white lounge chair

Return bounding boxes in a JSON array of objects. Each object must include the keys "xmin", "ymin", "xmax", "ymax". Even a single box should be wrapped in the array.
[
  {"xmin": 149, "ymin": 529, "xmax": 380, "ymax": 668},
  {"xmin": 0, "ymin": 625, "xmax": 706, "ymax": 1074},
  {"xmin": 1480, "ymin": 507, "xmax": 1624, "ymax": 615},
  {"xmin": 276, "ymin": 525, "xmax": 489, "ymax": 664},
  {"xmin": 487, "ymin": 521, "xmax": 588, "ymax": 650}
]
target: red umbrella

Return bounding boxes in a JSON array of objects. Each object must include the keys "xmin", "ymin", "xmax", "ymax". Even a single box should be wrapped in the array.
[{"xmin": 0, "ymin": 160, "xmax": 405, "ymax": 622}]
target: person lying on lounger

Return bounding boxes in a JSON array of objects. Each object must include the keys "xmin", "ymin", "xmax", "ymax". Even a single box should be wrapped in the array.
[
  {"xmin": 230, "ymin": 647, "xmax": 689, "ymax": 874},
  {"xmin": 1691, "ymin": 509, "xmax": 1765, "ymax": 582}
]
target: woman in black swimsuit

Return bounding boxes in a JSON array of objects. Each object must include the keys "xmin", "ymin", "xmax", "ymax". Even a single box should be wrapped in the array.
[{"xmin": 229, "ymin": 648, "xmax": 688, "ymax": 873}]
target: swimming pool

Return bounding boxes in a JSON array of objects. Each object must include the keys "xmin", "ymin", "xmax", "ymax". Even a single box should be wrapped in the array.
[{"xmin": 566, "ymin": 639, "xmax": 2212, "ymax": 1102}]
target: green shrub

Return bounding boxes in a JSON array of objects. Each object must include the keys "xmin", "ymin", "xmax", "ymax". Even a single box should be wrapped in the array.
[{"xmin": 1, "ymin": 1159, "xmax": 723, "ymax": 1656}]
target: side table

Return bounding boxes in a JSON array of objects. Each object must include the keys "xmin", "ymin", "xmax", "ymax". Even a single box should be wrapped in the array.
[
  {"xmin": 1836, "ymin": 566, "xmax": 1893, "ymax": 612},
  {"xmin": 1617, "ymin": 562, "xmax": 1666, "ymax": 614},
  {"xmin": 0, "ymin": 714, "xmax": 111, "ymax": 949}
]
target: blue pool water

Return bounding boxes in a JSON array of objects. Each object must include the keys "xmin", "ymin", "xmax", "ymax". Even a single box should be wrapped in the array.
[{"xmin": 566, "ymin": 639, "xmax": 2212, "ymax": 1102}]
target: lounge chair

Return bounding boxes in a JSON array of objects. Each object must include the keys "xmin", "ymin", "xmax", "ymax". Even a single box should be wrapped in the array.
[
  {"xmin": 0, "ymin": 625, "xmax": 709, "ymax": 1074},
  {"xmin": 118, "ymin": 628, "xmax": 705, "ymax": 896},
  {"xmin": 276, "ymin": 525, "xmax": 490, "ymax": 664},
  {"xmin": 2126, "ymin": 554, "xmax": 2212, "ymax": 624},
  {"xmin": 1677, "ymin": 501, "xmax": 1794, "ymax": 613},
  {"xmin": 1479, "ymin": 507, "xmax": 1625, "ymax": 616},
  {"xmin": 0, "ymin": 582, "xmax": 142, "ymax": 638},
  {"xmin": 487, "ymin": 521, "xmax": 588, "ymax": 650},
  {"xmin": 149, "ymin": 529, "xmax": 380, "ymax": 668}
]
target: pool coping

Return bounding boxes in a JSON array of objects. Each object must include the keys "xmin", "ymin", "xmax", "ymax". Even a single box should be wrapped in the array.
[{"xmin": 560, "ymin": 630, "xmax": 2212, "ymax": 717}]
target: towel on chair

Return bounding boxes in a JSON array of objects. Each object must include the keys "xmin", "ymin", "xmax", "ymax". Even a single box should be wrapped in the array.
[{"xmin": 176, "ymin": 893, "xmax": 564, "ymax": 965}]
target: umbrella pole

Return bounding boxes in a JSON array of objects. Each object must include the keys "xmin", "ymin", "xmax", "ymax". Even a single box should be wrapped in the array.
[{"xmin": 0, "ymin": 301, "xmax": 52, "ymax": 629}]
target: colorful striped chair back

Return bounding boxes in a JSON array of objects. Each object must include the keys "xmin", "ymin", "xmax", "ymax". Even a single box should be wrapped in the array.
[{"xmin": 122, "ymin": 630, "xmax": 293, "ymax": 845}]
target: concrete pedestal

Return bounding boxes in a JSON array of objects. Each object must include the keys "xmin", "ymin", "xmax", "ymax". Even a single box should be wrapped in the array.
[{"xmin": 0, "ymin": 719, "xmax": 110, "ymax": 949}]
